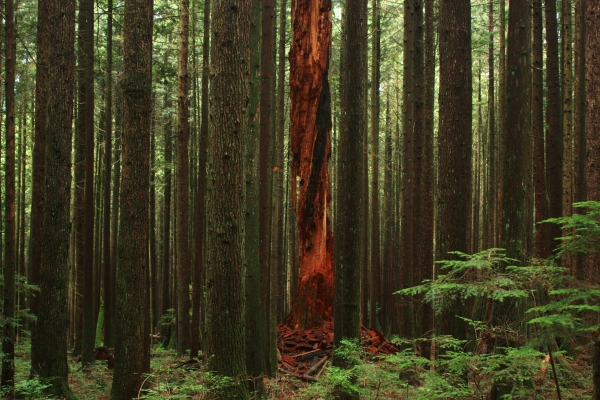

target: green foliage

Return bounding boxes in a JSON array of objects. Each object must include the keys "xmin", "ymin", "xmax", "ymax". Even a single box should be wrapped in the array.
[{"xmin": 544, "ymin": 201, "xmax": 600, "ymax": 257}]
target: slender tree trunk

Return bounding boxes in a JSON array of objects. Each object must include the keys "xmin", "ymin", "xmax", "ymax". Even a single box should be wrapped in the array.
[
  {"xmin": 204, "ymin": 0, "xmax": 252, "ymax": 395},
  {"xmin": 191, "ymin": 0, "xmax": 210, "ymax": 359},
  {"xmin": 176, "ymin": 0, "xmax": 192, "ymax": 356},
  {"xmin": 245, "ymin": 0, "xmax": 266, "ymax": 389},
  {"xmin": 334, "ymin": 0, "xmax": 367, "ymax": 355},
  {"xmin": 30, "ymin": 0, "xmax": 49, "ymax": 373},
  {"xmin": 73, "ymin": 0, "xmax": 86, "ymax": 356},
  {"xmin": 574, "ymin": 0, "xmax": 586, "ymax": 279},
  {"xmin": 161, "ymin": 100, "xmax": 173, "ymax": 346},
  {"xmin": 534, "ymin": 0, "xmax": 550, "ymax": 258},
  {"xmin": 412, "ymin": 0, "xmax": 425, "ymax": 339},
  {"xmin": 437, "ymin": 0, "xmax": 472, "ymax": 338},
  {"xmin": 110, "ymin": 0, "xmax": 153, "ymax": 396},
  {"xmin": 150, "ymin": 118, "xmax": 157, "ymax": 334},
  {"xmin": 421, "ymin": 0, "xmax": 435, "ymax": 343},
  {"xmin": 34, "ymin": 0, "xmax": 77, "ymax": 395},
  {"xmin": 400, "ymin": 0, "xmax": 415, "ymax": 338},
  {"xmin": 259, "ymin": 0, "xmax": 275, "ymax": 372},
  {"xmin": 369, "ymin": 0, "xmax": 381, "ymax": 331},
  {"xmin": 497, "ymin": 0, "xmax": 507, "ymax": 247},
  {"xmin": 103, "ymin": 0, "xmax": 114, "ymax": 348},
  {"xmin": 563, "ymin": 0, "xmax": 575, "ymax": 267},
  {"xmin": 2, "ymin": 0, "xmax": 16, "ymax": 387},
  {"xmin": 287, "ymin": 0, "xmax": 334, "ymax": 330},
  {"xmin": 546, "ymin": 0, "xmax": 563, "ymax": 254},
  {"xmin": 487, "ymin": 0, "xmax": 496, "ymax": 250},
  {"xmin": 585, "ymin": 0, "xmax": 600, "ymax": 284}
]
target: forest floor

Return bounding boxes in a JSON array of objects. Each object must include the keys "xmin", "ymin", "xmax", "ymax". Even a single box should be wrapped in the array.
[{"xmin": 9, "ymin": 331, "xmax": 594, "ymax": 399}]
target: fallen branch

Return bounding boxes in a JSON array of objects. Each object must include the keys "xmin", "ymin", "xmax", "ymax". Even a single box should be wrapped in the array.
[
  {"xmin": 278, "ymin": 367, "xmax": 319, "ymax": 382},
  {"xmin": 304, "ymin": 356, "xmax": 329, "ymax": 377}
]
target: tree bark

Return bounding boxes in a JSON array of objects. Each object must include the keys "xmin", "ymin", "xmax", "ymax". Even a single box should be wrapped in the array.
[
  {"xmin": 502, "ymin": 0, "xmax": 531, "ymax": 263},
  {"xmin": 176, "ymin": 0, "xmax": 192, "ymax": 356},
  {"xmin": 334, "ymin": 0, "xmax": 367, "ymax": 354},
  {"xmin": 436, "ymin": 0, "xmax": 472, "ymax": 338},
  {"xmin": 2, "ymin": 0, "xmax": 16, "ymax": 388},
  {"xmin": 29, "ymin": 0, "xmax": 49, "ymax": 375},
  {"xmin": 204, "ymin": 0, "xmax": 252, "ymax": 395},
  {"xmin": 287, "ymin": 0, "xmax": 334, "ymax": 330},
  {"xmin": 103, "ymin": 0, "xmax": 114, "ymax": 348},
  {"xmin": 487, "ymin": 0, "xmax": 496, "ymax": 250},
  {"xmin": 545, "ymin": 0, "xmax": 563, "ymax": 254},
  {"xmin": 110, "ymin": 0, "xmax": 153, "ymax": 396},
  {"xmin": 533, "ymin": 0, "xmax": 550, "ymax": 258},
  {"xmin": 33, "ymin": 0, "xmax": 77, "ymax": 395}
]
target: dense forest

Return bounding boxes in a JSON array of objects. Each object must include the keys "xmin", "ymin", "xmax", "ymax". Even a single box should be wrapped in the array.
[{"xmin": 0, "ymin": 0, "xmax": 599, "ymax": 398}]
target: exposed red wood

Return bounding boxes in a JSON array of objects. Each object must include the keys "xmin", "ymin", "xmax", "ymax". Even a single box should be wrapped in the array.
[{"xmin": 287, "ymin": 0, "xmax": 334, "ymax": 330}]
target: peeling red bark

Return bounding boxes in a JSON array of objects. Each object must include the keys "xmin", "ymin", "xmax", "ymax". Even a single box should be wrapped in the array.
[{"xmin": 286, "ymin": 0, "xmax": 333, "ymax": 330}]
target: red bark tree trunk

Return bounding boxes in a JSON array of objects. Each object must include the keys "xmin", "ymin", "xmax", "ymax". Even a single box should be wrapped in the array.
[{"xmin": 287, "ymin": 0, "xmax": 333, "ymax": 330}]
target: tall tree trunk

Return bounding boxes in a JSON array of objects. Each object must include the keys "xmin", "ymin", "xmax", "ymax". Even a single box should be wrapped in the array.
[
  {"xmin": 2, "ymin": 0, "xmax": 16, "ymax": 388},
  {"xmin": 81, "ymin": 0, "xmax": 96, "ymax": 366},
  {"xmin": 204, "ymin": 0, "xmax": 251, "ymax": 396},
  {"xmin": 103, "ymin": 0, "xmax": 114, "ymax": 348},
  {"xmin": 421, "ymin": 0, "xmax": 435, "ymax": 343},
  {"xmin": 369, "ymin": 0, "xmax": 381, "ymax": 331},
  {"xmin": 400, "ymin": 0, "xmax": 415, "ymax": 338},
  {"xmin": 287, "ymin": 0, "xmax": 333, "ymax": 330},
  {"xmin": 34, "ymin": 0, "xmax": 77, "ymax": 395},
  {"xmin": 545, "ymin": 0, "xmax": 563, "ymax": 254},
  {"xmin": 191, "ymin": 0, "xmax": 210, "ymax": 359},
  {"xmin": 109, "ymin": 0, "xmax": 153, "ymax": 396},
  {"xmin": 574, "ymin": 0, "xmax": 586, "ymax": 279},
  {"xmin": 437, "ymin": 0, "xmax": 472, "ymax": 338},
  {"xmin": 497, "ymin": 0, "xmax": 507, "ymax": 247},
  {"xmin": 334, "ymin": 0, "xmax": 367, "ymax": 355},
  {"xmin": 412, "ymin": 0, "xmax": 425, "ymax": 339},
  {"xmin": 73, "ymin": 0, "xmax": 86, "ymax": 356},
  {"xmin": 533, "ymin": 0, "xmax": 549, "ymax": 258},
  {"xmin": 487, "ymin": 0, "xmax": 496, "ymax": 250},
  {"xmin": 176, "ymin": 0, "xmax": 192, "ymax": 356},
  {"xmin": 585, "ymin": 0, "xmax": 600, "ymax": 284},
  {"xmin": 30, "ymin": 0, "xmax": 49, "ymax": 373},
  {"xmin": 563, "ymin": 0, "xmax": 575, "ymax": 266},
  {"xmin": 245, "ymin": 0, "xmax": 266, "ymax": 388},
  {"xmin": 259, "ymin": 0, "xmax": 275, "ymax": 372},
  {"xmin": 161, "ymin": 100, "xmax": 173, "ymax": 345}
]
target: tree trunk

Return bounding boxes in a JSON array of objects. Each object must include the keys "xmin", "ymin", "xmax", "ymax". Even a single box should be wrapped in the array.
[
  {"xmin": 2, "ymin": 0, "xmax": 16, "ymax": 388},
  {"xmin": 497, "ymin": 0, "xmax": 507, "ymax": 247},
  {"xmin": 400, "ymin": 0, "xmax": 415, "ymax": 338},
  {"xmin": 176, "ymin": 0, "xmax": 192, "ymax": 356},
  {"xmin": 545, "ymin": 0, "xmax": 563, "ymax": 254},
  {"xmin": 161, "ymin": 98, "xmax": 173, "ymax": 345},
  {"xmin": 103, "ymin": 0, "xmax": 114, "ymax": 348},
  {"xmin": 191, "ymin": 0, "xmax": 210, "ymax": 360},
  {"xmin": 30, "ymin": 0, "xmax": 49, "ymax": 374},
  {"xmin": 259, "ymin": 0, "xmax": 275, "ymax": 372},
  {"xmin": 245, "ymin": 0, "xmax": 266, "ymax": 388},
  {"xmin": 109, "ymin": 0, "xmax": 153, "ymax": 396},
  {"xmin": 533, "ymin": 0, "xmax": 549, "ymax": 258},
  {"xmin": 287, "ymin": 0, "xmax": 333, "ymax": 330},
  {"xmin": 420, "ymin": 0, "xmax": 435, "ymax": 343},
  {"xmin": 334, "ymin": 0, "xmax": 366, "ymax": 353},
  {"xmin": 574, "ymin": 0, "xmax": 586, "ymax": 279},
  {"xmin": 34, "ymin": 0, "xmax": 77, "ymax": 395},
  {"xmin": 585, "ymin": 0, "xmax": 600, "ymax": 284},
  {"xmin": 203, "ymin": 0, "xmax": 251, "ymax": 395},
  {"xmin": 81, "ymin": 0, "xmax": 96, "ymax": 366},
  {"xmin": 563, "ymin": 0, "xmax": 575, "ymax": 267},
  {"xmin": 436, "ymin": 0, "xmax": 472, "ymax": 338},
  {"xmin": 487, "ymin": 0, "xmax": 496, "ymax": 250},
  {"xmin": 502, "ymin": 0, "xmax": 531, "ymax": 263}
]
